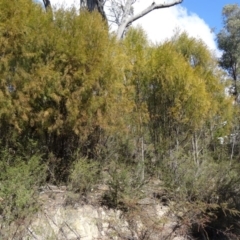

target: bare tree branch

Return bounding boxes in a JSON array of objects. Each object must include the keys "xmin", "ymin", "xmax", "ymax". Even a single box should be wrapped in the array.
[{"xmin": 116, "ymin": 0, "xmax": 183, "ymax": 39}]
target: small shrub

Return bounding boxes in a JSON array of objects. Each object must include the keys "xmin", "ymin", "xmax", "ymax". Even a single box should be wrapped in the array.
[
  {"xmin": 102, "ymin": 160, "xmax": 142, "ymax": 209},
  {"xmin": 0, "ymin": 151, "xmax": 46, "ymax": 224},
  {"xmin": 160, "ymin": 150, "xmax": 240, "ymax": 238},
  {"xmin": 68, "ymin": 157, "xmax": 100, "ymax": 194}
]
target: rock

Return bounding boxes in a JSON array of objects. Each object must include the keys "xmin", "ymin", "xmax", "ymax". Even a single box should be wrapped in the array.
[
  {"xmin": 98, "ymin": 184, "xmax": 110, "ymax": 191},
  {"xmin": 137, "ymin": 197, "xmax": 154, "ymax": 205},
  {"xmin": 2, "ymin": 185, "xmax": 187, "ymax": 240}
]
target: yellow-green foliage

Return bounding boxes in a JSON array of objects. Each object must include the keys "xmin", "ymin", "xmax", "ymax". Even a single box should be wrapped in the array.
[
  {"xmin": 142, "ymin": 33, "xmax": 233, "ymax": 148},
  {"xmin": 123, "ymin": 27, "xmax": 150, "ymax": 126},
  {"xmin": 0, "ymin": 151, "xmax": 46, "ymax": 223},
  {"xmin": 69, "ymin": 157, "xmax": 99, "ymax": 193},
  {"xmin": 0, "ymin": 0, "xmax": 232, "ymax": 162},
  {"xmin": 151, "ymin": 44, "xmax": 216, "ymax": 129},
  {"xmin": 172, "ymin": 32, "xmax": 233, "ymax": 121},
  {"xmin": 0, "ymin": 1, "xmax": 238, "ymax": 237},
  {"xmin": 0, "ymin": 1, "xmax": 131, "ymax": 137}
]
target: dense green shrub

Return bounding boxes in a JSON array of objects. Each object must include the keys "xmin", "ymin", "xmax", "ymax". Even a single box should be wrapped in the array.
[
  {"xmin": 68, "ymin": 157, "xmax": 100, "ymax": 194},
  {"xmin": 102, "ymin": 160, "xmax": 143, "ymax": 209},
  {"xmin": 0, "ymin": 150, "xmax": 46, "ymax": 224},
  {"xmin": 160, "ymin": 149, "xmax": 240, "ymax": 238}
]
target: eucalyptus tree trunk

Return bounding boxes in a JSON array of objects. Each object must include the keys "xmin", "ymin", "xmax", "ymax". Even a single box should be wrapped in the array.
[
  {"xmin": 42, "ymin": 0, "xmax": 51, "ymax": 10},
  {"xmin": 80, "ymin": 0, "xmax": 107, "ymax": 21},
  {"xmin": 80, "ymin": 0, "xmax": 97, "ymax": 11}
]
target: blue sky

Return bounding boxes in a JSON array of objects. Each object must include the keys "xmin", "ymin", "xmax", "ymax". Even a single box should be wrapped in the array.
[{"xmin": 181, "ymin": 0, "xmax": 239, "ymax": 33}]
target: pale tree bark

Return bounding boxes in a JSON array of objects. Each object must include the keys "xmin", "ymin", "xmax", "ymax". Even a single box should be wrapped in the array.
[
  {"xmin": 116, "ymin": 0, "xmax": 183, "ymax": 39},
  {"xmin": 42, "ymin": 0, "xmax": 183, "ymax": 39}
]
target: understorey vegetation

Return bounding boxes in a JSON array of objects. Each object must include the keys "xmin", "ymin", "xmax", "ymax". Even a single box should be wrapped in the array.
[{"xmin": 1, "ymin": 1, "xmax": 240, "ymax": 239}]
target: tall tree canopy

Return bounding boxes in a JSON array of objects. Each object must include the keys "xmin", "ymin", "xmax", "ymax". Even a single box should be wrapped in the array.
[
  {"xmin": 1, "ymin": 2, "xmax": 240, "ymax": 238},
  {"xmin": 0, "ymin": 0, "xmax": 133, "ymax": 179},
  {"xmin": 217, "ymin": 4, "xmax": 240, "ymax": 98},
  {"xmin": 42, "ymin": 0, "xmax": 183, "ymax": 39},
  {"xmin": 123, "ymin": 28, "xmax": 232, "ymax": 162}
]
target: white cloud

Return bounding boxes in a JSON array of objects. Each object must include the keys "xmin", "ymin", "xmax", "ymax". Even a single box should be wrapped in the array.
[
  {"xmin": 49, "ymin": 0, "xmax": 80, "ymax": 9},
  {"xmin": 46, "ymin": 0, "xmax": 218, "ymax": 54},
  {"xmin": 132, "ymin": 1, "xmax": 218, "ymax": 53}
]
